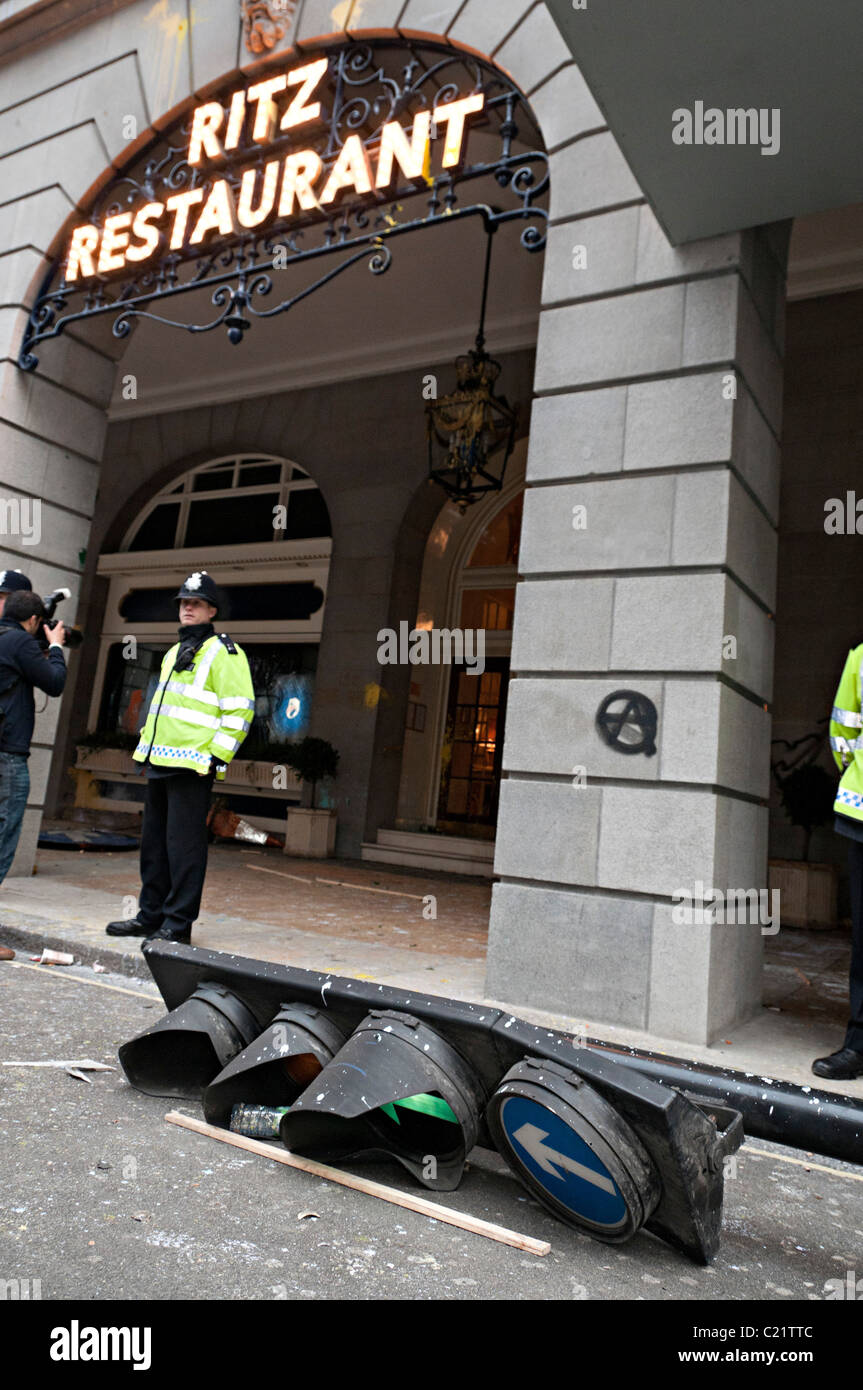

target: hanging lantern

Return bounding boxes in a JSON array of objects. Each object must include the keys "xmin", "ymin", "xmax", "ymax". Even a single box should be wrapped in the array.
[{"xmin": 426, "ymin": 230, "xmax": 518, "ymax": 512}]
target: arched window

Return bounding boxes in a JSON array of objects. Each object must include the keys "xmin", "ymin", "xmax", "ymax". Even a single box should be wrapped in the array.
[
  {"xmin": 123, "ymin": 454, "xmax": 331, "ymax": 551},
  {"xmin": 459, "ymin": 491, "xmax": 523, "ymax": 632},
  {"xmin": 89, "ymin": 454, "xmax": 332, "ymax": 778}
]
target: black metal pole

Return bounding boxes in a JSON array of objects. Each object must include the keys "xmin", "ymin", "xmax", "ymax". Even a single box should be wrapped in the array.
[
  {"xmin": 474, "ymin": 227, "xmax": 494, "ymax": 355},
  {"xmin": 584, "ymin": 1038, "xmax": 863, "ymax": 1165}
]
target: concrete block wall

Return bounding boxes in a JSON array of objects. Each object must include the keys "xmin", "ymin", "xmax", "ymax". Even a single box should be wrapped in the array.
[{"xmin": 0, "ymin": 157, "xmax": 115, "ymax": 868}]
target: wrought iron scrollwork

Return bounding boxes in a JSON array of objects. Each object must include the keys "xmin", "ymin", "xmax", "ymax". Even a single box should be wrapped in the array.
[{"xmin": 18, "ymin": 41, "xmax": 548, "ymax": 370}]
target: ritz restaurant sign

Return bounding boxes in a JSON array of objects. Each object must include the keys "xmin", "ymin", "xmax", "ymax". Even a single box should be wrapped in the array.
[
  {"xmin": 64, "ymin": 61, "xmax": 484, "ymax": 281},
  {"xmin": 19, "ymin": 42, "xmax": 548, "ymax": 367}
]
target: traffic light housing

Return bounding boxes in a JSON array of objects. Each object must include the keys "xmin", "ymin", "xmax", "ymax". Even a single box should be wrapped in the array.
[
  {"xmin": 203, "ymin": 1002, "xmax": 346, "ymax": 1127},
  {"xmin": 120, "ymin": 940, "xmax": 744, "ymax": 1263},
  {"xmin": 487, "ymin": 1057, "xmax": 662, "ymax": 1242},
  {"xmin": 279, "ymin": 1009, "xmax": 486, "ymax": 1191},
  {"xmin": 118, "ymin": 981, "xmax": 261, "ymax": 1099}
]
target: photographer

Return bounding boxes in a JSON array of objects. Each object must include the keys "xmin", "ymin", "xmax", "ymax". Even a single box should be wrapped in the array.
[
  {"xmin": 0, "ymin": 590, "xmax": 67, "ymax": 885},
  {"xmin": 0, "ymin": 569, "xmax": 32, "ymax": 620}
]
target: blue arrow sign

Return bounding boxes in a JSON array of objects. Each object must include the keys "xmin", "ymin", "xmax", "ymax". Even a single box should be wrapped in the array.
[{"xmin": 500, "ymin": 1095, "xmax": 628, "ymax": 1227}]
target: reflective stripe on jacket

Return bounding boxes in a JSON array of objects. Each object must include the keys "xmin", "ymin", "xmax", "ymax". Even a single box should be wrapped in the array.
[
  {"xmin": 830, "ymin": 642, "xmax": 863, "ymax": 821},
  {"xmin": 133, "ymin": 634, "xmax": 254, "ymax": 779}
]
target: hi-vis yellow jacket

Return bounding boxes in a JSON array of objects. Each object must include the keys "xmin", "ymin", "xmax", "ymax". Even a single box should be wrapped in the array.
[
  {"xmin": 133, "ymin": 633, "xmax": 254, "ymax": 779},
  {"xmin": 830, "ymin": 642, "xmax": 863, "ymax": 822}
]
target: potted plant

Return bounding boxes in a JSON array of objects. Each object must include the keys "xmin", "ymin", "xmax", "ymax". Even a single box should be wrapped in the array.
[
  {"xmin": 769, "ymin": 747, "xmax": 839, "ymax": 929},
  {"xmin": 282, "ymin": 737, "xmax": 340, "ymax": 858}
]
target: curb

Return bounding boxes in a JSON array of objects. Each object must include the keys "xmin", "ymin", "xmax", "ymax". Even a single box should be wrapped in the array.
[{"xmin": 0, "ymin": 919, "xmax": 149, "ymax": 981}]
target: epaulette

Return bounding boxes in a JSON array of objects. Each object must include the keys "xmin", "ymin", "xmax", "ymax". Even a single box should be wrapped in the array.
[{"xmin": 219, "ymin": 632, "xmax": 238, "ymax": 654}]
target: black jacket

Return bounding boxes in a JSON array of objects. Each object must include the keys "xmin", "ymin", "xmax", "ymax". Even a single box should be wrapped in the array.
[{"xmin": 0, "ymin": 621, "xmax": 66, "ymax": 756}]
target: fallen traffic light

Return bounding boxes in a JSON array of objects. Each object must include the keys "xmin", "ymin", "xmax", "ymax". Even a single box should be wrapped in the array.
[
  {"xmin": 118, "ymin": 981, "xmax": 261, "ymax": 1099},
  {"xmin": 280, "ymin": 1010, "xmax": 486, "ymax": 1191},
  {"xmin": 121, "ymin": 941, "xmax": 745, "ymax": 1262},
  {"xmin": 203, "ymin": 1003, "xmax": 346, "ymax": 1127}
]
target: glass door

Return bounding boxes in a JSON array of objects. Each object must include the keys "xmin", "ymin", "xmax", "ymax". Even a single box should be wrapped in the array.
[{"xmin": 437, "ymin": 658, "xmax": 510, "ymax": 837}]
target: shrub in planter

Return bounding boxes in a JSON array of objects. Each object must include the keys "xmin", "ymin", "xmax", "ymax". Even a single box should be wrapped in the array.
[
  {"xmin": 281, "ymin": 738, "xmax": 340, "ymax": 858},
  {"xmin": 776, "ymin": 762, "xmax": 837, "ymax": 863},
  {"xmin": 282, "ymin": 737, "xmax": 339, "ymax": 810}
]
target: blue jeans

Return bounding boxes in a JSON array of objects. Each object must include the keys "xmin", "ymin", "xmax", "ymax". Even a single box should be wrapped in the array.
[{"xmin": 0, "ymin": 751, "xmax": 30, "ymax": 883}]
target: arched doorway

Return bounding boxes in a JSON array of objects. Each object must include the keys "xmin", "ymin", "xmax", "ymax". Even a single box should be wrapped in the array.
[{"xmin": 366, "ymin": 460, "xmax": 525, "ymax": 874}]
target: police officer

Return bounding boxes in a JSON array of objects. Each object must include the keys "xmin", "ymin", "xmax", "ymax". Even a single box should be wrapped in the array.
[
  {"xmin": 814, "ymin": 641, "xmax": 863, "ymax": 1079},
  {"xmin": 106, "ymin": 571, "xmax": 254, "ymax": 945}
]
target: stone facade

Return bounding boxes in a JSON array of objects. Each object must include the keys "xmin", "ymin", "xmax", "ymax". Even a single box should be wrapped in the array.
[{"xmin": 0, "ymin": 0, "xmax": 787, "ymax": 1042}]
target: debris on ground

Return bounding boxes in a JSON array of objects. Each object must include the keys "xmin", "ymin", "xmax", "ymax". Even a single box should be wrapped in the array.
[
  {"xmin": 3, "ymin": 1059, "xmax": 115, "ymax": 1071},
  {"xmin": 208, "ymin": 803, "xmax": 283, "ymax": 848}
]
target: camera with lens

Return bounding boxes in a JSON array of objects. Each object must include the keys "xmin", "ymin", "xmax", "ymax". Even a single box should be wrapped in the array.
[{"xmin": 40, "ymin": 588, "xmax": 84, "ymax": 650}]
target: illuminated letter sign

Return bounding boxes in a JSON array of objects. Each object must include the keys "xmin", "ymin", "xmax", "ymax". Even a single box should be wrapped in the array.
[
  {"xmin": 21, "ymin": 42, "xmax": 549, "ymax": 370},
  {"xmin": 62, "ymin": 57, "xmax": 485, "ymax": 282}
]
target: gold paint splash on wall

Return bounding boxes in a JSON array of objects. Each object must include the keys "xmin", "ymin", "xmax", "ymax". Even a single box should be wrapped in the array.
[
  {"xmin": 145, "ymin": 0, "xmax": 190, "ymax": 111},
  {"xmin": 364, "ymin": 682, "xmax": 390, "ymax": 709},
  {"xmin": 331, "ymin": 0, "xmax": 355, "ymax": 28}
]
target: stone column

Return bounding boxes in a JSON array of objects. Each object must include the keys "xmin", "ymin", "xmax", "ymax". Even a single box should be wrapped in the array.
[
  {"xmin": 0, "ymin": 0, "xmax": 241, "ymax": 871},
  {"xmin": 0, "ymin": 333, "xmax": 113, "ymax": 873},
  {"xmin": 484, "ymin": 80, "xmax": 787, "ymax": 1041},
  {"xmin": 0, "ymin": 86, "xmax": 131, "ymax": 874}
]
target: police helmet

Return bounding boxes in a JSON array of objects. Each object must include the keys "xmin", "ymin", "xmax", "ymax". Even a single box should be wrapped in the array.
[{"xmin": 174, "ymin": 570, "xmax": 220, "ymax": 613}]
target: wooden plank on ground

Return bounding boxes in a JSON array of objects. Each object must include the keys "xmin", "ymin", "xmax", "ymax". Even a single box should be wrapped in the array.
[{"xmin": 165, "ymin": 1109, "xmax": 551, "ymax": 1256}]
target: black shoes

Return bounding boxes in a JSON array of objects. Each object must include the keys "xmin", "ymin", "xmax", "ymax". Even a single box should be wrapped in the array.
[
  {"xmin": 106, "ymin": 917, "xmax": 151, "ymax": 937},
  {"xmin": 142, "ymin": 926, "xmax": 192, "ymax": 946},
  {"xmin": 812, "ymin": 1047, "xmax": 863, "ymax": 1080},
  {"xmin": 106, "ymin": 918, "xmax": 191, "ymax": 945}
]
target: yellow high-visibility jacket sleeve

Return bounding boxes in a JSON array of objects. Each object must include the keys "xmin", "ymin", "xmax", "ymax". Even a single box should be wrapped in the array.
[
  {"xmin": 204, "ymin": 643, "xmax": 255, "ymax": 769},
  {"xmin": 829, "ymin": 647, "xmax": 862, "ymax": 772}
]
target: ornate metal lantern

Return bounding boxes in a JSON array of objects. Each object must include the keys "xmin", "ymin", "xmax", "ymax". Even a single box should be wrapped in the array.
[{"xmin": 426, "ymin": 233, "xmax": 518, "ymax": 511}]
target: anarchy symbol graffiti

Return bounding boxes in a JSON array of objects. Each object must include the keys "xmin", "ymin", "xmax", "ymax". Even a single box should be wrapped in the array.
[{"xmin": 596, "ymin": 690, "xmax": 658, "ymax": 757}]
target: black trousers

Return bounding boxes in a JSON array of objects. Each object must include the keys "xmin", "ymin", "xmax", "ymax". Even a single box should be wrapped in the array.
[
  {"xmin": 846, "ymin": 839, "xmax": 863, "ymax": 1051},
  {"xmin": 138, "ymin": 771, "xmax": 214, "ymax": 937}
]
